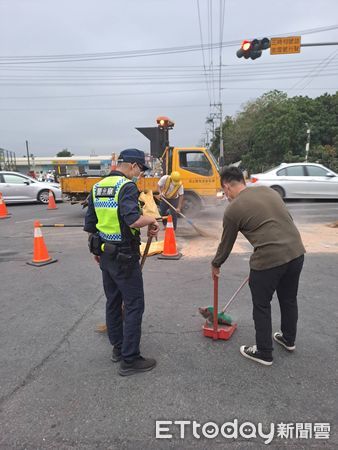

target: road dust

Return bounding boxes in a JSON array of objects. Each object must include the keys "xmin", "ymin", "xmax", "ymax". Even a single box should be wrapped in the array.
[{"xmin": 176, "ymin": 222, "xmax": 338, "ymax": 259}]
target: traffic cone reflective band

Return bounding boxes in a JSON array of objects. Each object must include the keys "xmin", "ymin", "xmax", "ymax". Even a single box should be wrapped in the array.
[
  {"xmin": 0, "ymin": 192, "xmax": 10, "ymax": 219},
  {"xmin": 27, "ymin": 220, "xmax": 58, "ymax": 267},
  {"xmin": 158, "ymin": 214, "xmax": 182, "ymax": 260},
  {"xmin": 47, "ymin": 190, "xmax": 57, "ymax": 209}
]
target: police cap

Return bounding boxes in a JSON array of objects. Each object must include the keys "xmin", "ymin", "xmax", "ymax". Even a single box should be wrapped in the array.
[{"xmin": 117, "ymin": 148, "xmax": 150, "ymax": 171}]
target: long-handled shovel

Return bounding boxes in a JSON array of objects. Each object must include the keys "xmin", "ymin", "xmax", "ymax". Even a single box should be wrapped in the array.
[
  {"xmin": 140, "ymin": 235, "xmax": 153, "ymax": 269},
  {"xmin": 160, "ymin": 195, "xmax": 211, "ymax": 237}
]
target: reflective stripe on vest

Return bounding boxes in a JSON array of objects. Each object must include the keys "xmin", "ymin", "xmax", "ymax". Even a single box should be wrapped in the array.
[
  {"xmin": 93, "ymin": 176, "xmax": 138, "ymax": 242},
  {"xmin": 162, "ymin": 176, "xmax": 182, "ymax": 199}
]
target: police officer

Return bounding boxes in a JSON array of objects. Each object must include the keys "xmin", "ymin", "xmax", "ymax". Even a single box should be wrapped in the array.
[{"xmin": 84, "ymin": 149, "xmax": 159, "ymax": 376}]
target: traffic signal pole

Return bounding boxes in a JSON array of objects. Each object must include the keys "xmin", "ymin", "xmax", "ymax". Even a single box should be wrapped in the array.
[{"xmin": 301, "ymin": 42, "xmax": 338, "ymax": 47}]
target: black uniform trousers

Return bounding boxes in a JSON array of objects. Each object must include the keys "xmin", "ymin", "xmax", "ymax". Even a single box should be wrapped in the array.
[
  {"xmin": 159, "ymin": 197, "xmax": 179, "ymax": 230},
  {"xmin": 100, "ymin": 251, "xmax": 144, "ymax": 363},
  {"xmin": 249, "ymin": 254, "xmax": 304, "ymax": 357}
]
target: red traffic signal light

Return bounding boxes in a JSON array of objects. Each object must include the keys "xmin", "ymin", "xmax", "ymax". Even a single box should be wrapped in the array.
[
  {"xmin": 236, "ymin": 38, "xmax": 270, "ymax": 60},
  {"xmin": 236, "ymin": 40, "xmax": 252, "ymax": 58},
  {"xmin": 242, "ymin": 40, "xmax": 251, "ymax": 51}
]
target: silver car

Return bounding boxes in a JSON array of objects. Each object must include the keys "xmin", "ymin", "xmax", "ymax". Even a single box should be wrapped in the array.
[
  {"xmin": 249, "ymin": 163, "xmax": 338, "ymax": 199},
  {"xmin": 0, "ymin": 171, "xmax": 62, "ymax": 204}
]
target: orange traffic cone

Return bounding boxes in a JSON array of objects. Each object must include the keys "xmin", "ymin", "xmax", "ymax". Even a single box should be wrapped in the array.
[
  {"xmin": 47, "ymin": 190, "xmax": 57, "ymax": 209},
  {"xmin": 27, "ymin": 220, "xmax": 58, "ymax": 266},
  {"xmin": 158, "ymin": 214, "xmax": 182, "ymax": 260},
  {"xmin": 0, "ymin": 192, "xmax": 10, "ymax": 219}
]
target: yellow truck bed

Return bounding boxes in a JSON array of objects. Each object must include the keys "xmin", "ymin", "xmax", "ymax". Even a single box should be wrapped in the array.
[{"xmin": 60, "ymin": 176, "xmax": 161, "ymax": 203}]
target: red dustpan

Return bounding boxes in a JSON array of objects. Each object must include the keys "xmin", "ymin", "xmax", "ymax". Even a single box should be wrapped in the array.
[{"xmin": 202, "ymin": 276, "xmax": 237, "ymax": 340}]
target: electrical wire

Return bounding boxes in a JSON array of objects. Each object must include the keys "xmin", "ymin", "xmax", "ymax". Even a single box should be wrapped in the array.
[
  {"xmin": 291, "ymin": 48, "xmax": 338, "ymax": 89},
  {"xmin": 1, "ymin": 86, "xmax": 334, "ymax": 101},
  {"xmin": 208, "ymin": 0, "xmax": 216, "ymax": 105},
  {"xmin": 0, "ymin": 67, "xmax": 336, "ymax": 85},
  {"xmin": 0, "ymin": 25, "xmax": 337, "ymax": 64},
  {"xmin": 196, "ymin": 0, "xmax": 212, "ymax": 105},
  {"xmin": 1, "ymin": 57, "xmax": 337, "ymax": 72},
  {"xmin": 218, "ymin": 0, "xmax": 225, "ymax": 104},
  {"xmin": 1, "ymin": 63, "xmax": 337, "ymax": 81}
]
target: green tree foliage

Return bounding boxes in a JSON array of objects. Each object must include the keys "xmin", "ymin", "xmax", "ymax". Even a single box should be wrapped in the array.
[
  {"xmin": 210, "ymin": 90, "xmax": 338, "ymax": 173},
  {"xmin": 56, "ymin": 149, "xmax": 73, "ymax": 157}
]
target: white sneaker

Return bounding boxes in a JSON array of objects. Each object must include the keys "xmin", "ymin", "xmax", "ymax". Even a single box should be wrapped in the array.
[
  {"xmin": 240, "ymin": 345, "xmax": 273, "ymax": 366},
  {"xmin": 273, "ymin": 332, "xmax": 295, "ymax": 351}
]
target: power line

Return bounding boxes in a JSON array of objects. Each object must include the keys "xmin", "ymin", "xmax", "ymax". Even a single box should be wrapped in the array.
[
  {"xmin": 218, "ymin": 0, "xmax": 226, "ymax": 103},
  {"xmin": 291, "ymin": 48, "xmax": 338, "ymax": 89},
  {"xmin": 0, "ymin": 88, "xmax": 209, "ymax": 100},
  {"xmin": 1, "ymin": 25, "xmax": 336, "ymax": 64},
  {"xmin": 1, "ymin": 57, "xmax": 337, "ymax": 72},
  {"xmin": 0, "ymin": 105, "xmax": 215, "ymax": 112},
  {"xmin": 1, "ymin": 64, "xmax": 337, "ymax": 81},
  {"xmin": 1, "ymin": 86, "xmax": 335, "ymax": 101},
  {"xmin": 196, "ymin": 0, "xmax": 212, "ymax": 105},
  {"xmin": 0, "ymin": 70, "xmax": 336, "ymax": 86}
]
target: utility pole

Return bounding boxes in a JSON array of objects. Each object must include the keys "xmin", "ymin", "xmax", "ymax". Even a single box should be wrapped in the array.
[
  {"xmin": 25, "ymin": 140, "xmax": 31, "ymax": 171},
  {"xmin": 305, "ymin": 123, "xmax": 311, "ymax": 162},
  {"xmin": 206, "ymin": 113, "xmax": 216, "ymax": 142},
  {"xmin": 219, "ymin": 102, "xmax": 224, "ymax": 166},
  {"xmin": 217, "ymin": 0, "xmax": 225, "ymax": 167},
  {"xmin": 210, "ymin": 103, "xmax": 224, "ymax": 166}
]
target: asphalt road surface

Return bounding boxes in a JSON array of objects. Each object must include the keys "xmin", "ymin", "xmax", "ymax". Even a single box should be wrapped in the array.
[
  {"xmin": 0, "ymin": 201, "xmax": 337, "ymax": 449},
  {"xmin": 201, "ymin": 198, "xmax": 338, "ymax": 225}
]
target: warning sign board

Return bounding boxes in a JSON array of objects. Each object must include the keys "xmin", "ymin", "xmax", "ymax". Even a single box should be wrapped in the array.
[{"xmin": 270, "ymin": 36, "xmax": 301, "ymax": 55}]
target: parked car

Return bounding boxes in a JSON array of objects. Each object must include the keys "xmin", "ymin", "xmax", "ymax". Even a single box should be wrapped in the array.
[
  {"xmin": 0, "ymin": 171, "xmax": 62, "ymax": 204},
  {"xmin": 248, "ymin": 163, "xmax": 338, "ymax": 199}
]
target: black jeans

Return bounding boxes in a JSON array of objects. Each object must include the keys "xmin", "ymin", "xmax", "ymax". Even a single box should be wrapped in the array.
[
  {"xmin": 159, "ymin": 197, "xmax": 179, "ymax": 230},
  {"xmin": 249, "ymin": 255, "xmax": 304, "ymax": 357},
  {"xmin": 100, "ymin": 252, "xmax": 144, "ymax": 362}
]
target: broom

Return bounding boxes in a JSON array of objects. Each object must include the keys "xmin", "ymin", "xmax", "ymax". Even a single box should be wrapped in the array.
[
  {"xmin": 160, "ymin": 195, "xmax": 211, "ymax": 237},
  {"xmin": 199, "ymin": 276, "xmax": 249, "ymax": 325}
]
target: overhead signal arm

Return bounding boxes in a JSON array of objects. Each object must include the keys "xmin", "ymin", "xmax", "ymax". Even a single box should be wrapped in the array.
[{"xmin": 236, "ymin": 36, "xmax": 338, "ymax": 60}]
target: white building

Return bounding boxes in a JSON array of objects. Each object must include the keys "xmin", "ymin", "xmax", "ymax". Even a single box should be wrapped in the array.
[
  {"xmin": 15, "ymin": 154, "xmax": 116, "ymax": 177},
  {"xmin": 15, "ymin": 153, "xmax": 154, "ymax": 177}
]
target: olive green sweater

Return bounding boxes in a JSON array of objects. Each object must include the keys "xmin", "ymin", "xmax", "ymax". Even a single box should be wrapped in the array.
[{"xmin": 212, "ymin": 186, "xmax": 306, "ymax": 270}]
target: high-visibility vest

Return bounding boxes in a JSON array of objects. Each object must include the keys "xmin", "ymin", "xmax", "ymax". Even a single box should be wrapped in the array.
[
  {"xmin": 93, "ymin": 175, "xmax": 139, "ymax": 242},
  {"xmin": 162, "ymin": 176, "xmax": 182, "ymax": 199}
]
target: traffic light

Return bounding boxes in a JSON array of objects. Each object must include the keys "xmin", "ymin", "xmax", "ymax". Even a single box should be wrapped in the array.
[
  {"xmin": 236, "ymin": 38, "xmax": 270, "ymax": 60},
  {"xmin": 236, "ymin": 40, "xmax": 252, "ymax": 59}
]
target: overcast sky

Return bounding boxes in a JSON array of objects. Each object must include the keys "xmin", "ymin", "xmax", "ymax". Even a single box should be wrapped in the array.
[{"xmin": 1, "ymin": 0, "xmax": 337, "ymax": 157}]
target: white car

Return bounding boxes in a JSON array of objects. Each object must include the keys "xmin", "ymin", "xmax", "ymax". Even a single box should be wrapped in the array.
[
  {"xmin": 0, "ymin": 171, "xmax": 62, "ymax": 204},
  {"xmin": 248, "ymin": 163, "xmax": 338, "ymax": 199}
]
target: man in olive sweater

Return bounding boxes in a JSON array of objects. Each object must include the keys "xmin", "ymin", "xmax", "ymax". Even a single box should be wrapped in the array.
[{"xmin": 212, "ymin": 166, "xmax": 305, "ymax": 366}]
